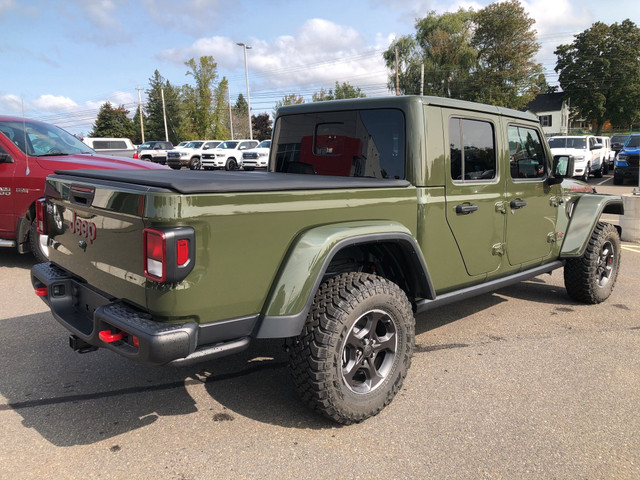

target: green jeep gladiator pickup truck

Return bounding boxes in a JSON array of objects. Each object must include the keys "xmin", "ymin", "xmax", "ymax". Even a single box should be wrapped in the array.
[{"xmin": 32, "ymin": 96, "xmax": 623, "ymax": 424}]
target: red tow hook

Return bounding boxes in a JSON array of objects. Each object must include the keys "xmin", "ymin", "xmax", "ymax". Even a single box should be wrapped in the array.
[
  {"xmin": 35, "ymin": 287, "xmax": 48, "ymax": 297},
  {"xmin": 99, "ymin": 330, "xmax": 123, "ymax": 343}
]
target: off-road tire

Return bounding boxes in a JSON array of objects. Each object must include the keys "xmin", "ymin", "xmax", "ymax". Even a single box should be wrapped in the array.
[
  {"xmin": 29, "ymin": 217, "xmax": 48, "ymax": 263},
  {"xmin": 286, "ymin": 272, "xmax": 415, "ymax": 425},
  {"xmin": 564, "ymin": 222, "xmax": 620, "ymax": 304}
]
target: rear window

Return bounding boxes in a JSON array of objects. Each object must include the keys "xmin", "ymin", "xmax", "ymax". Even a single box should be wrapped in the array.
[
  {"xmin": 92, "ymin": 140, "xmax": 128, "ymax": 149},
  {"xmin": 272, "ymin": 109, "xmax": 405, "ymax": 179},
  {"xmin": 548, "ymin": 137, "xmax": 586, "ymax": 149}
]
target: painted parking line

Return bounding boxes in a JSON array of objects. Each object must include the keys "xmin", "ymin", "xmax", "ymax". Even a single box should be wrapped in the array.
[{"xmin": 622, "ymin": 244, "xmax": 640, "ymax": 254}]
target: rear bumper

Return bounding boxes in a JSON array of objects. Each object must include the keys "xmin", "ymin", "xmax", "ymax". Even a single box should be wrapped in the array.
[{"xmin": 31, "ymin": 262, "xmax": 254, "ymax": 365}]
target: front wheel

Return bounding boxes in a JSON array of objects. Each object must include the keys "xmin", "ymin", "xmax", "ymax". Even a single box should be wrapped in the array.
[
  {"xmin": 189, "ymin": 157, "xmax": 201, "ymax": 170},
  {"xmin": 225, "ymin": 158, "xmax": 237, "ymax": 171},
  {"xmin": 564, "ymin": 222, "xmax": 621, "ymax": 304},
  {"xmin": 29, "ymin": 218, "xmax": 48, "ymax": 263},
  {"xmin": 287, "ymin": 272, "xmax": 415, "ymax": 424},
  {"xmin": 581, "ymin": 164, "xmax": 590, "ymax": 182}
]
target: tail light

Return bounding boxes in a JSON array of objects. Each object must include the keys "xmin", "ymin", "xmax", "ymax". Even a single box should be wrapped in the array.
[
  {"xmin": 36, "ymin": 198, "xmax": 47, "ymax": 235},
  {"xmin": 143, "ymin": 227, "xmax": 195, "ymax": 283}
]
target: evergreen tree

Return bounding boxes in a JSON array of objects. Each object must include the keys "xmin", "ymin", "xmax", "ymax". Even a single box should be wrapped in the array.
[{"xmin": 90, "ymin": 103, "xmax": 135, "ymax": 138}]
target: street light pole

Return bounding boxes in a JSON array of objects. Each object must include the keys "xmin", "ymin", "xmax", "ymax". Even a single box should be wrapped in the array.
[{"xmin": 237, "ymin": 42, "xmax": 253, "ymax": 140}]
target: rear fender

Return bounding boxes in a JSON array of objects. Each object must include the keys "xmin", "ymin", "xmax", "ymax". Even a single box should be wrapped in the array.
[
  {"xmin": 256, "ymin": 221, "xmax": 433, "ymax": 338},
  {"xmin": 560, "ymin": 194, "xmax": 623, "ymax": 257}
]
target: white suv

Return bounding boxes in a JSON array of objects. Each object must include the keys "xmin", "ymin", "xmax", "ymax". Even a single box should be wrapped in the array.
[
  {"xmin": 240, "ymin": 140, "xmax": 271, "ymax": 170},
  {"xmin": 167, "ymin": 140, "xmax": 222, "ymax": 170},
  {"xmin": 201, "ymin": 139, "xmax": 259, "ymax": 170},
  {"xmin": 547, "ymin": 135, "xmax": 604, "ymax": 182}
]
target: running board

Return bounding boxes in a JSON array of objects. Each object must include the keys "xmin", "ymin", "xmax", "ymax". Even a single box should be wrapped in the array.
[
  {"xmin": 415, "ymin": 261, "xmax": 565, "ymax": 314},
  {"xmin": 0, "ymin": 239, "xmax": 16, "ymax": 248}
]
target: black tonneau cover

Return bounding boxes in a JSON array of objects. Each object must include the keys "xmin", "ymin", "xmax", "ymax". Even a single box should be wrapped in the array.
[{"xmin": 53, "ymin": 169, "xmax": 411, "ymax": 194}]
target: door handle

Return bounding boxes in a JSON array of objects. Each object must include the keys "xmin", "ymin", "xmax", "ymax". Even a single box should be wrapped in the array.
[
  {"xmin": 510, "ymin": 199, "xmax": 527, "ymax": 209},
  {"xmin": 456, "ymin": 204, "xmax": 478, "ymax": 215}
]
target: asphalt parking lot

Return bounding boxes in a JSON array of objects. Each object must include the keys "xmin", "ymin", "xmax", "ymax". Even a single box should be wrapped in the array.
[{"xmin": 1, "ymin": 175, "xmax": 639, "ymax": 480}]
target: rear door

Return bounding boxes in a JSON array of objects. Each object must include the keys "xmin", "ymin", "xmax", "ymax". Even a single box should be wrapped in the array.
[
  {"xmin": 505, "ymin": 124, "xmax": 559, "ymax": 266},
  {"xmin": 444, "ymin": 111, "xmax": 505, "ymax": 277}
]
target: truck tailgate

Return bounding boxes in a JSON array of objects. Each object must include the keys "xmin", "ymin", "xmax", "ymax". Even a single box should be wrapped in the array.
[{"xmin": 44, "ymin": 175, "xmax": 155, "ymax": 310}]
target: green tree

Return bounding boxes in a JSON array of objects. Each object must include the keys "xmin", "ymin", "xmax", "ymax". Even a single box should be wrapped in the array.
[
  {"xmin": 252, "ymin": 113, "xmax": 272, "ymax": 140},
  {"xmin": 273, "ymin": 94, "xmax": 304, "ymax": 117},
  {"xmin": 312, "ymin": 81, "xmax": 367, "ymax": 101},
  {"xmin": 470, "ymin": 0, "xmax": 543, "ymax": 108},
  {"xmin": 182, "ymin": 56, "xmax": 218, "ymax": 138},
  {"xmin": 384, "ymin": 1, "xmax": 544, "ymax": 107},
  {"xmin": 232, "ymin": 93, "xmax": 250, "ymax": 139},
  {"xmin": 89, "ymin": 103, "xmax": 135, "ymax": 138},
  {"xmin": 234, "ymin": 93, "xmax": 248, "ymax": 116},
  {"xmin": 383, "ymin": 9, "xmax": 476, "ymax": 97},
  {"xmin": 145, "ymin": 70, "xmax": 182, "ymax": 143},
  {"xmin": 211, "ymin": 77, "xmax": 231, "ymax": 140},
  {"xmin": 555, "ymin": 20, "xmax": 640, "ymax": 133}
]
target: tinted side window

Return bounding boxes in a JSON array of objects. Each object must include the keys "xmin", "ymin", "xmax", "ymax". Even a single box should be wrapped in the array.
[
  {"xmin": 449, "ymin": 118, "xmax": 496, "ymax": 182},
  {"xmin": 508, "ymin": 125, "xmax": 547, "ymax": 180},
  {"xmin": 273, "ymin": 109, "xmax": 405, "ymax": 179}
]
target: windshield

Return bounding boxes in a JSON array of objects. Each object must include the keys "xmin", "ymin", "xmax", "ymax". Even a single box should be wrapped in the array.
[
  {"xmin": 218, "ymin": 141, "xmax": 239, "ymax": 149},
  {"xmin": 548, "ymin": 137, "xmax": 586, "ymax": 149},
  {"xmin": 0, "ymin": 120, "xmax": 94, "ymax": 156},
  {"xmin": 185, "ymin": 141, "xmax": 204, "ymax": 148},
  {"xmin": 257, "ymin": 140, "xmax": 271, "ymax": 149},
  {"xmin": 625, "ymin": 136, "xmax": 640, "ymax": 148},
  {"xmin": 611, "ymin": 135, "xmax": 629, "ymax": 144}
]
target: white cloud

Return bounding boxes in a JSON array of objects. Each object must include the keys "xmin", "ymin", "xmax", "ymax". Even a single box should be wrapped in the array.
[
  {"xmin": 0, "ymin": 94, "xmax": 23, "ymax": 113},
  {"xmin": 32, "ymin": 95, "xmax": 78, "ymax": 111},
  {"xmin": 160, "ymin": 18, "xmax": 390, "ymax": 95}
]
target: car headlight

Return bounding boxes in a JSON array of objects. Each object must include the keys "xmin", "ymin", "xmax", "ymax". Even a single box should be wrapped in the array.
[{"xmin": 258, "ymin": 152, "xmax": 267, "ymax": 157}]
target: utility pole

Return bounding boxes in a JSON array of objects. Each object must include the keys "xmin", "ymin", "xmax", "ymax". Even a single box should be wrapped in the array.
[
  {"xmin": 161, "ymin": 88, "xmax": 168, "ymax": 142},
  {"xmin": 420, "ymin": 64, "xmax": 424, "ymax": 96},
  {"xmin": 237, "ymin": 42, "xmax": 253, "ymax": 140},
  {"xmin": 136, "ymin": 86, "xmax": 145, "ymax": 143},
  {"xmin": 395, "ymin": 48, "xmax": 400, "ymax": 96},
  {"xmin": 228, "ymin": 88, "xmax": 234, "ymax": 140}
]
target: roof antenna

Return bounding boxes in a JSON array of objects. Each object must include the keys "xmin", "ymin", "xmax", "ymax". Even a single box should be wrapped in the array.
[{"xmin": 22, "ymin": 98, "xmax": 30, "ymax": 176}]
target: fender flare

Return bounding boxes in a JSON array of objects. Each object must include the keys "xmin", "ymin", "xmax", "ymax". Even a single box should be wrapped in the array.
[
  {"xmin": 255, "ymin": 220, "xmax": 434, "ymax": 339},
  {"xmin": 560, "ymin": 194, "xmax": 624, "ymax": 257}
]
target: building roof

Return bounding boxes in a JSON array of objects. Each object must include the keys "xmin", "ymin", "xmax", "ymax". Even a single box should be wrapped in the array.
[{"xmin": 524, "ymin": 92, "xmax": 566, "ymax": 113}]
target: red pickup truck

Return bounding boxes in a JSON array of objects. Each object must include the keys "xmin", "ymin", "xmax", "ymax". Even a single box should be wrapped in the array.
[{"xmin": 0, "ymin": 115, "xmax": 165, "ymax": 262}]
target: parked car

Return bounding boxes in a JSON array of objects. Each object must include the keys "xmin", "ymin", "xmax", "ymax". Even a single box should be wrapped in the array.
[
  {"xmin": 32, "ymin": 95, "xmax": 623, "ymax": 424},
  {"xmin": 610, "ymin": 134, "xmax": 630, "ymax": 161},
  {"xmin": 547, "ymin": 135, "xmax": 604, "ymax": 181},
  {"xmin": 595, "ymin": 136, "xmax": 612, "ymax": 173},
  {"xmin": 613, "ymin": 134, "xmax": 640, "ymax": 185},
  {"xmin": 167, "ymin": 140, "xmax": 222, "ymax": 170},
  {"xmin": 240, "ymin": 140, "xmax": 271, "ymax": 170},
  {"xmin": 82, "ymin": 137, "xmax": 136, "ymax": 158},
  {"xmin": 0, "ymin": 116, "xmax": 166, "ymax": 262},
  {"xmin": 201, "ymin": 139, "xmax": 259, "ymax": 170},
  {"xmin": 134, "ymin": 141, "xmax": 174, "ymax": 165}
]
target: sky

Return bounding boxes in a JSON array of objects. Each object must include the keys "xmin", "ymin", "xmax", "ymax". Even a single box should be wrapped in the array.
[{"xmin": 1, "ymin": 0, "xmax": 638, "ymax": 136}]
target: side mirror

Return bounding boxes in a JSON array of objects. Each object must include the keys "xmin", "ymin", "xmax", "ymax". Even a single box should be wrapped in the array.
[
  {"xmin": 550, "ymin": 155, "xmax": 574, "ymax": 184},
  {"xmin": 0, "ymin": 153, "xmax": 13, "ymax": 163},
  {"xmin": 592, "ymin": 143, "xmax": 602, "ymax": 150},
  {"xmin": 203, "ymin": 146, "xmax": 209, "ymax": 150}
]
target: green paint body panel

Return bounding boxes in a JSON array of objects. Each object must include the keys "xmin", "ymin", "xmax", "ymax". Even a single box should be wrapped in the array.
[
  {"xmin": 42, "ymin": 95, "xmax": 624, "ymax": 337},
  {"xmin": 560, "ymin": 193, "xmax": 624, "ymax": 257}
]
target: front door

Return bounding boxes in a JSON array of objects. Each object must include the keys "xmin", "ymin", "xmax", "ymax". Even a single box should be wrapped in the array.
[
  {"xmin": 444, "ymin": 112, "xmax": 505, "ymax": 277},
  {"xmin": 0, "ymin": 144, "xmax": 16, "ymax": 236},
  {"xmin": 505, "ymin": 124, "xmax": 559, "ymax": 266}
]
